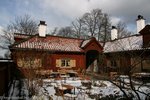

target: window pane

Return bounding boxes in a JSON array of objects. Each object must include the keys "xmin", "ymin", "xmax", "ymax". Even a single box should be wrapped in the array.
[
  {"xmin": 61, "ymin": 59, "xmax": 71, "ymax": 67},
  {"xmin": 66, "ymin": 60, "xmax": 70, "ymax": 66},
  {"xmin": 61, "ymin": 59, "xmax": 66, "ymax": 67}
]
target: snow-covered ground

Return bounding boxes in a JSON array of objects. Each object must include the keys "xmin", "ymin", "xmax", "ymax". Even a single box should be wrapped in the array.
[
  {"xmin": 7, "ymin": 77, "xmax": 150, "ymax": 100},
  {"xmin": 34, "ymin": 77, "xmax": 150, "ymax": 100}
]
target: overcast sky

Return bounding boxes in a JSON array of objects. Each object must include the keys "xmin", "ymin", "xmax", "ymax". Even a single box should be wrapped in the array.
[{"xmin": 0, "ymin": 0, "xmax": 150, "ymax": 33}]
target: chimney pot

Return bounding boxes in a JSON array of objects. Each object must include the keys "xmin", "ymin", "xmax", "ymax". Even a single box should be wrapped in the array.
[
  {"xmin": 39, "ymin": 21, "xmax": 47, "ymax": 25},
  {"xmin": 136, "ymin": 15, "xmax": 145, "ymax": 33},
  {"xmin": 112, "ymin": 26, "xmax": 117, "ymax": 29},
  {"xmin": 137, "ymin": 15, "xmax": 143, "ymax": 20},
  {"xmin": 111, "ymin": 26, "xmax": 118, "ymax": 40},
  {"xmin": 38, "ymin": 21, "xmax": 47, "ymax": 37}
]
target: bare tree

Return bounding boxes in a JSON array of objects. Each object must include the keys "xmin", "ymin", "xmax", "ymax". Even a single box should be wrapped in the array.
[
  {"xmin": 0, "ymin": 28, "xmax": 14, "ymax": 49},
  {"xmin": 8, "ymin": 14, "xmax": 38, "ymax": 35},
  {"xmin": 100, "ymin": 14, "xmax": 111, "ymax": 47},
  {"xmin": 50, "ymin": 27, "xmax": 58, "ymax": 36},
  {"xmin": 53, "ymin": 9, "xmax": 130, "ymax": 42},
  {"xmin": 56, "ymin": 26, "xmax": 75, "ymax": 38},
  {"xmin": 0, "ymin": 27, "xmax": 14, "ymax": 58},
  {"xmin": 0, "ymin": 14, "xmax": 38, "ymax": 58},
  {"xmin": 81, "ymin": 11, "xmax": 98, "ymax": 37},
  {"xmin": 72, "ymin": 18, "xmax": 86, "ymax": 39},
  {"xmin": 71, "ymin": 9, "xmax": 111, "ymax": 41},
  {"xmin": 117, "ymin": 21, "xmax": 133, "ymax": 38}
]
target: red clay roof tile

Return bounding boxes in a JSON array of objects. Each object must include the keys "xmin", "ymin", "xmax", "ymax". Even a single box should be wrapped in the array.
[{"xmin": 13, "ymin": 35, "xmax": 85, "ymax": 52}]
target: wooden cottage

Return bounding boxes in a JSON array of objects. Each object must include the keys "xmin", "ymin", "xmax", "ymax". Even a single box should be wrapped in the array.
[
  {"xmin": 11, "ymin": 16, "xmax": 150, "ymax": 75},
  {"xmin": 11, "ymin": 33, "xmax": 103, "ymax": 73},
  {"xmin": 103, "ymin": 24, "xmax": 150, "ymax": 74}
]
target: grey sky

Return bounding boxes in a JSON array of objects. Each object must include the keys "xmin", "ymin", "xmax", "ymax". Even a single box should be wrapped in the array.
[
  {"xmin": 0, "ymin": 0, "xmax": 150, "ymax": 58},
  {"xmin": 0, "ymin": 0, "xmax": 150, "ymax": 33}
]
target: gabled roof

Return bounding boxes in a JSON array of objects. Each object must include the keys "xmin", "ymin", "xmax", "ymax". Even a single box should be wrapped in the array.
[
  {"xmin": 12, "ymin": 35, "xmax": 84, "ymax": 52},
  {"xmin": 12, "ymin": 34, "xmax": 103, "ymax": 53},
  {"xmin": 104, "ymin": 35, "xmax": 143, "ymax": 53},
  {"xmin": 81, "ymin": 37, "xmax": 103, "ymax": 52},
  {"xmin": 104, "ymin": 24, "xmax": 150, "ymax": 53}
]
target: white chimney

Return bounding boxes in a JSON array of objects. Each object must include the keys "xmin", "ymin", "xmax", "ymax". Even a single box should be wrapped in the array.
[
  {"xmin": 136, "ymin": 15, "xmax": 145, "ymax": 33},
  {"xmin": 111, "ymin": 26, "xmax": 118, "ymax": 40},
  {"xmin": 38, "ymin": 21, "xmax": 47, "ymax": 37}
]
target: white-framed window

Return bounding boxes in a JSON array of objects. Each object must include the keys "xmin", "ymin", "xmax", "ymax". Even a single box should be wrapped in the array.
[
  {"xmin": 56, "ymin": 58, "xmax": 76, "ymax": 68},
  {"xmin": 61, "ymin": 59, "xmax": 70, "ymax": 67}
]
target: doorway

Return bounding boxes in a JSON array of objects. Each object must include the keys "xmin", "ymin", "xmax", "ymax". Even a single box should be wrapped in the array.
[{"xmin": 86, "ymin": 50, "xmax": 99, "ymax": 72}]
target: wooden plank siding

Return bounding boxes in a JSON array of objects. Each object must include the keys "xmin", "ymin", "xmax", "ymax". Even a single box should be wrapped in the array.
[{"xmin": 48, "ymin": 53, "xmax": 85, "ymax": 71}]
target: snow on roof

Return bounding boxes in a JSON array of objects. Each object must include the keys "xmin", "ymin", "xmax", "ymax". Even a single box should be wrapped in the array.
[
  {"xmin": 104, "ymin": 35, "xmax": 143, "ymax": 53},
  {"xmin": 13, "ymin": 33, "xmax": 147, "ymax": 53},
  {"xmin": 80, "ymin": 38, "xmax": 91, "ymax": 48},
  {"xmin": 13, "ymin": 35, "xmax": 85, "ymax": 52}
]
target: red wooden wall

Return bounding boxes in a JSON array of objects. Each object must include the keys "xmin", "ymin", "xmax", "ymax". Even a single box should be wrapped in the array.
[{"xmin": 49, "ymin": 53, "xmax": 85, "ymax": 71}]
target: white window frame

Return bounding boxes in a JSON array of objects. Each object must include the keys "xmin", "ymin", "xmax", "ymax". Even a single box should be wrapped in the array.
[
  {"xmin": 56, "ymin": 58, "xmax": 76, "ymax": 68},
  {"xmin": 61, "ymin": 59, "xmax": 70, "ymax": 67}
]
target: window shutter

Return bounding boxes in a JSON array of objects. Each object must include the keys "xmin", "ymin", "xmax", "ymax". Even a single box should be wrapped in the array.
[
  {"xmin": 71, "ymin": 60, "xmax": 76, "ymax": 67},
  {"xmin": 56, "ymin": 59, "xmax": 61, "ymax": 67}
]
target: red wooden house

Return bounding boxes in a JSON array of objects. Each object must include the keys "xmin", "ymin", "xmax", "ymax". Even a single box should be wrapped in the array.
[
  {"xmin": 11, "ymin": 32, "xmax": 103, "ymax": 72},
  {"xmin": 11, "ymin": 15, "xmax": 150, "ymax": 75}
]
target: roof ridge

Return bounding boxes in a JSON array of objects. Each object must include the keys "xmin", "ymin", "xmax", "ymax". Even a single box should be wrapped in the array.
[
  {"xmin": 44, "ymin": 34, "xmax": 85, "ymax": 40},
  {"xmin": 106, "ymin": 34, "xmax": 141, "ymax": 42},
  {"xmin": 14, "ymin": 33, "xmax": 34, "ymax": 36}
]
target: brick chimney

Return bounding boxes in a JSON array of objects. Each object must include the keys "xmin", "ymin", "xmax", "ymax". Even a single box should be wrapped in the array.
[
  {"xmin": 136, "ymin": 15, "xmax": 145, "ymax": 33},
  {"xmin": 38, "ymin": 21, "xmax": 47, "ymax": 37},
  {"xmin": 111, "ymin": 26, "xmax": 118, "ymax": 40}
]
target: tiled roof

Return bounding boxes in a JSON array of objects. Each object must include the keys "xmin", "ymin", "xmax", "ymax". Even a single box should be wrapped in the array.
[
  {"xmin": 13, "ymin": 35, "xmax": 85, "ymax": 52},
  {"xmin": 104, "ymin": 35, "xmax": 143, "ymax": 53},
  {"xmin": 13, "ymin": 33, "xmax": 147, "ymax": 53}
]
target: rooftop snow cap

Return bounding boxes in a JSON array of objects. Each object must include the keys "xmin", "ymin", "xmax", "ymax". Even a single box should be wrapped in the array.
[
  {"xmin": 38, "ymin": 21, "xmax": 47, "ymax": 37},
  {"xmin": 111, "ymin": 26, "xmax": 118, "ymax": 40},
  {"xmin": 136, "ymin": 15, "xmax": 145, "ymax": 33}
]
